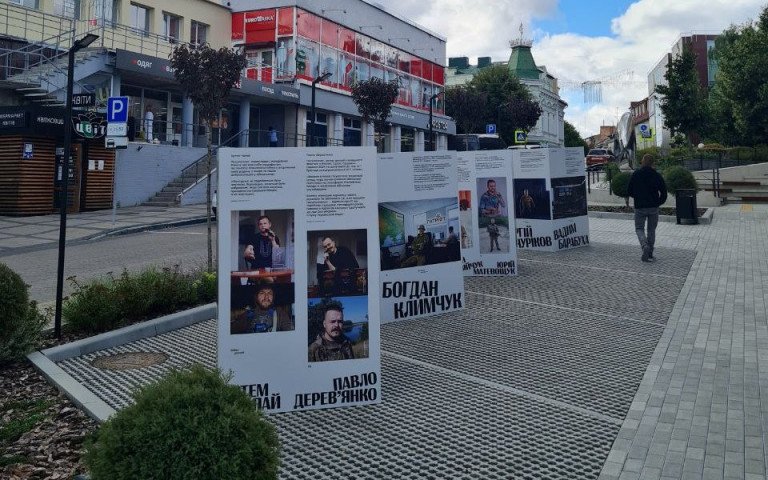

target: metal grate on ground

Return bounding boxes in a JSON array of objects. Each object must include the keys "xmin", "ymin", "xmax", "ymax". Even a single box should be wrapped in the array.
[{"xmin": 55, "ymin": 242, "xmax": 695, "ymax": 480}]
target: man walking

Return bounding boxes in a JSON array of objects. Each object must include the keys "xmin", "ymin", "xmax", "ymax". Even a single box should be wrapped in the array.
[{"xmin": 628, "ymin": 154, "xmax": 668, "ymax": 262}]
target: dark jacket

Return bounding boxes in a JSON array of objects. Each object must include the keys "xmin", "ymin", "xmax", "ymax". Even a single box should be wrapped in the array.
[{"xmin": 628, "ymin": 167, "xmax": 668, "ymax": 209}]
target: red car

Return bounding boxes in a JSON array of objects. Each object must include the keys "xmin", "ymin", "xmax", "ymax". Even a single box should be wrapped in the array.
[{"xmin": 585, "ymin": 149, "xmax": 615, "ymax": 170}]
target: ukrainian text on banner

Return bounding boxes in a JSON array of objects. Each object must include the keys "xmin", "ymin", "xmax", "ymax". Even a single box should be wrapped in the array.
[
  {"xmin": 217, "ymin": 147, "xmax": 381, "ymax": 413},
  {"xmin": 377, "ymin": 152, "xmax": 464, "ymax": 323},
  {"xmin": 512, "ymin": 148, "xmax": 589, "ymax": 252},
  {"xmin": 458, "ymin": 150, "xmax": 518, "ymax": 276}
]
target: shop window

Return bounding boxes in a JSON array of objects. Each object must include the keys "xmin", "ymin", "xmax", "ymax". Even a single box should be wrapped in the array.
[
  {"xmin": 343, "ymin": 117, "xmax": 361, "ymax": 146},
  {"xmin": 163, "ymin": 13, "xmax": 181, "ymax": 43},
  {"xmin": 401, "ymin": 128, "xmax": 414, "ymax": 152},
  {"xmin": 191, "ymin": 20, "xmax": 208, "ymax": 46}
]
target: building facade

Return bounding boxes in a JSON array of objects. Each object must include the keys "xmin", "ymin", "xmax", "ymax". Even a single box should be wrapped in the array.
[
  {"xmin": 0, "ymin": 0, "xmax": 455, "ymax": 215},
  {"xmin": 444, "ymin": 41, "xmax": 567, "ymax": 147},
  {"xmin": 647, "ymin": 33, "xmax": 718, "ymax": 147}
]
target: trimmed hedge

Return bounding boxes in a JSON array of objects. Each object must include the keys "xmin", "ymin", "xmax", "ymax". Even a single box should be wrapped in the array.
[
  {"xmin": 611, "ymin": 172, "xmax": 632, "ymax": 199},
  {"xmin": 85, "ymin": 365, "xmax": 280, "ymax": 479},
  {"xmin": 663, "ymin": 166, "xmax": 699, "ymax": 194}
]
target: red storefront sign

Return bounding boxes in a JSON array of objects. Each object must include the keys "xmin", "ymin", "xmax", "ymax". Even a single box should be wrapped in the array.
[{"xmin": 245, "ymin": 9, "xmax": 277, "ymax": 44}]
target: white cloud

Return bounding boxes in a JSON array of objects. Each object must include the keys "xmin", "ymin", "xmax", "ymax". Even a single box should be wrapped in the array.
[{"xmin": 390, "ymin": 0, "xmax": 765, "ymax": 137}]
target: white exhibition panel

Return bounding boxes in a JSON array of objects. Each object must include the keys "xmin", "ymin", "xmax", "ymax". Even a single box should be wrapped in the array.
[
  {"xmin": 512, "ymin": 147, "xmax": 590, "ymax": 252},
  {"xmin": 217, "ymin": 147, "xmax": 381, "ymax": 413},
  {"xmin": 377, "ymin": 152, "xmax": 465, "ymax": 323},
  {"xmin": 458, "ymin": 150, "xmax": 519, "ymax": 276}
]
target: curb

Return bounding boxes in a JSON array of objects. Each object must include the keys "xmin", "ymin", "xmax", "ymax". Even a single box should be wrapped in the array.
[
  {"xmin": 27, "ymin": 303, "xmax": 217, "ymax": 423},
  {"xmin": 588, "ymin": 207, "xmax": 714, "ymax": 225},
  {"xmin": 87, "ymin": 216, "xmax": 209, "ymax": 241}
]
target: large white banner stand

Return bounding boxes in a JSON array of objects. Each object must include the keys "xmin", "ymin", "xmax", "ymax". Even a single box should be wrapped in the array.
[
  {"xmin": 377, "ymin": 152, "xmax": 465, "ymax": 322},
  {"xmin": 217, "ymin": 147, "xmax": 381, "ymax": 413},
  {"xmin": 512, "ymin": 147, "xmax": 590, "ymax": 252},
  {"xmin": 458, "ymin": 150, "xmax": 519, "ymax": 276}
]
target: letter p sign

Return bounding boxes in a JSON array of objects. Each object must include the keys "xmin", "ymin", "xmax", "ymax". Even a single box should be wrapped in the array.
[{"xmin": 107, "ymin": 97, "xmax": 129, "ymax": 123}]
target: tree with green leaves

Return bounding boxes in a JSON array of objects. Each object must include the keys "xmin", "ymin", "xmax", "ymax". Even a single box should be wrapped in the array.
[
  {"xmin": 171, "ymin": 44, "xmax": 247, "ymax": 272},
  {"xmin": 655, "ymin": 49, "xmax": 708, "ymax": 145},
  {"xmin": 444, "ymin": 86, "xmax": 487, "ymax": 135},
  {"xmin": 564, "ymin": 120, "xmax": 589, "ymax": 154},
  {"xmin": 707, "ymin": 8, "xmax": 768, "ymax": 145},
  {"xmin": 453, "ymin": 65, "xmax": 541, "ymax": 145},
  {"xmin": 350, "ymin": 77, "xmax": 399, "ymax": 152}
]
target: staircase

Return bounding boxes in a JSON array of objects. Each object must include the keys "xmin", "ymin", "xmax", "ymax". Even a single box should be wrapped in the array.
[
  {"xmin": 716, "ymin": 176, "xmax": 768, "ymax": 203},
  {"xmin": 142, "ymin": 154, "xmax": 218, "ymax": 207}
]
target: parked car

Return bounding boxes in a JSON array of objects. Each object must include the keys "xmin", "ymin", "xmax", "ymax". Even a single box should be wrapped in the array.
[
  {"xmin": 585, "ymin": 149, "xmax": 615, "ymax": 170},
  {"xmin": 448, "ymin": 134, "xmax": 507, "ymax": 151}
]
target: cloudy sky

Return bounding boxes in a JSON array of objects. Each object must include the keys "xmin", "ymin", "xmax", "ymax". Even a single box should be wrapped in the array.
[{"xmin": 391, "ymin": 0, "xmax": 765, "ymax": 137}]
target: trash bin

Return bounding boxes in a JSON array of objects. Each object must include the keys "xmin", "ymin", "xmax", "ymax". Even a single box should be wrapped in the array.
[{"xmin": 675, "ymin": 189, "xmax": 698, "ymax": 225}]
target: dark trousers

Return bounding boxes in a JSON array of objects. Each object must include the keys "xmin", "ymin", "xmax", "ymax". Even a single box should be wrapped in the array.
[{"xmin": 634, "ymin": 207, "xmax": 659, "ymax": 253}]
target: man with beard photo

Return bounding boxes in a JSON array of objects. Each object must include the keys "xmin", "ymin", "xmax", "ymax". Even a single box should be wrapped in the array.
[
  {"xmin": 308, "ymin": 300, "xmax": 354, "ymax": 362},
  {"xmin": 231, "ymin": 285, "xmax": 293, "ymax": 334},
  {"xmin": 242, "ymin": 215, "xmax": 282, "ymax": 269}
]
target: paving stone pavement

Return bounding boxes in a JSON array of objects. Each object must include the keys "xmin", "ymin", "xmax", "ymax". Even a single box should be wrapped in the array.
[
  {"xmin": 596, "ymin": 204, "xmax": 768, "ymax": 480},
  {"xmin": 46, "ymin": 203, "xmax": 768, "ymax": 479}
]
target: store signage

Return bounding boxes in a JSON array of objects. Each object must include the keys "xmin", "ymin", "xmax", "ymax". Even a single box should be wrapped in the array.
[
  {"xmin": 72, "ymin": 112, "xmax": 107, "ymax": 139},
  {"xmin": 0, "ymin": 111, "xmax": 26, "ymax": 128},
  {"xmin": 115, "ymin": 50, "xmax": 175, "ymax": 80},
  {"xmin": 71, "ymin": 93, "xmax": 95, "ymax": 107}
]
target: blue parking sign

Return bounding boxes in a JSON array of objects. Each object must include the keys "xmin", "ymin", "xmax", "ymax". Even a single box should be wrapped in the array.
[
  {"xmin": 107, "ymin": 97, "xmax": 129, "ymax": 123},
  {"xmin": 486, "ymin": 124, "xmax": 496, "ymax": 134}
]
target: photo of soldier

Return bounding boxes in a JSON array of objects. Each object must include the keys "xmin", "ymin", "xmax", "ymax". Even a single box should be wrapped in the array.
[
  {"xmin": 551, "ymin": 176, "xmax": 588, "ymax": 219},
  {"xmin": 513, "ymin": 178, "xmax": 552, "ymax": 220},
  {"xmin": 308, "ymin": 296, "xmax": 369, "ymax": 362},
  {"xmin": 477, "ymin": 177, "xmax": 510, "ymax": 254}
]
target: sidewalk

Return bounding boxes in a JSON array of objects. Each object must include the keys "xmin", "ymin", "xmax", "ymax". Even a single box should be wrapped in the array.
[
  {"xmin": 27, "ymin": 202, "xmax": 768, "ymax": 479},
  {"xmin": 0, "ymin": 204, "xmax": 208, "ymax": 256}
]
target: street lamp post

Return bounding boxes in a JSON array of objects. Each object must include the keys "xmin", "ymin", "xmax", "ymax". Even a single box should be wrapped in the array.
[
  {"xmin": 310, "ymin": 71, "xmax": 332, "ymax": 146},
  {"xmin": 427, "ymin": 91, "xmax": 443, "ymax": 151},
  {"xmin": 54, "ymin": 33, "xmax": 99, "ymax": 339}
]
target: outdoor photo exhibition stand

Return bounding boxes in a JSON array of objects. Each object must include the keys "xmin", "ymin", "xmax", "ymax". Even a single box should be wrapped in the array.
[
  {"xmin": 217, "ymin": 147, "xmax": 381, "ymax": 413},
  {"xmin": 458, "ymin": 150, "xmax": 519, "ymax": 276},
  {"xmin": 378, "ymin": 152, "xmax": 465, "ymax": 323},
  {"xmin": 512, "ymin": 147, "xmax": 590, "ymax": 252}
]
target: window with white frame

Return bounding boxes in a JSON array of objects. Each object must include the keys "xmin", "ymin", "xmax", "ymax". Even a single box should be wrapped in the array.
[
  {"xmin": 163, "ymin": 12, "xmax": 181, "ymax": 42},
  {"xmin": 53, "ymin": 0, "xmax": 80, "ymax": 19},
  {"xmin": 190, "ymin": 20, "xmax": 208, "ymax": 46}
]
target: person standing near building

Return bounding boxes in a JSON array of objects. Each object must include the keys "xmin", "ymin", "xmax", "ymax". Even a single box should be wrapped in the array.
[
  {"xmin": 268, "ymin": 126, "xmax": 278, "ymax": 147},
  {"xmin": 628, "ymin": 154, "xmax": 667, "ymax": 262}
]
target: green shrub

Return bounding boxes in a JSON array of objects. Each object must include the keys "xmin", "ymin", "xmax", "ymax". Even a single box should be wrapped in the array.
[
  {"xmin": 63, "ymin": 266, "xmax": 212, "ymax": 334},
  {"xmin": 194, "ymin": 271, "xmax": 217, "ymax": 303},
  {"xmin": 664, "ymin": 166, "xmax": 699, "ymax": 194},
  {"xmin": 611, "ymin": 172, "xmax": 632, "ymax": 199},
  {"xmin": 604, "ymin": 162, "xmax": 620, "ymax": 182},
  {"xmin": 85, "ymin": 365, "xmax": 280, "ymax": 480},
  {"xmin": 0, "ymin": 263, "xmax": 47, "ymax": 364}
]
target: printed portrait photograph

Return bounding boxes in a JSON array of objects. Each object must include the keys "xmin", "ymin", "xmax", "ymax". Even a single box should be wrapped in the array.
[
  {"xmin": 230, "ymin": 283, "xmax": 295, "ymax": 335},
  {"xmin": 551, "ymin": 176, "xmax": 588, "ymax": 219},
  {"xmin": 308, "ymin": 229, "xmax": 368, "ymax": 299},
  {"xmin": 513, "ymin": 178, "xmax": 552, "ymax": 220},
  {"xmin": 476, "ymin": 178, "xmax": 510, "ymax": 254},
  {"xmin": 231, "ymin": 210, "xmax": 295, "ymax": 287},
  {"xmin": 307, "ymin": 296, "xmax": 369, "ymax": 362},
  {"xmin": 379, "ymin": 198, "xmax": 461, "ymax": 271},
  {"xmin": 458, "ymin": 190, "xmax": 473, "ymax": 249}
]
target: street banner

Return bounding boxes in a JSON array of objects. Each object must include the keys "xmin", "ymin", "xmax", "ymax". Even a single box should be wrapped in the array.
[
  {"xmin": 377, "ymin": 152, "xmax": 464, "ymax": 323},
  {"xmin": 458, "ymin": 150, "xmax": 518, "ymax": 276},
  {"xmin": 512, "ymin": 147, "xmax": 589, "ymax": 252},
  {"xmin": 217, "ymin": 147, "xmax": 381, "ymax": 413}
]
